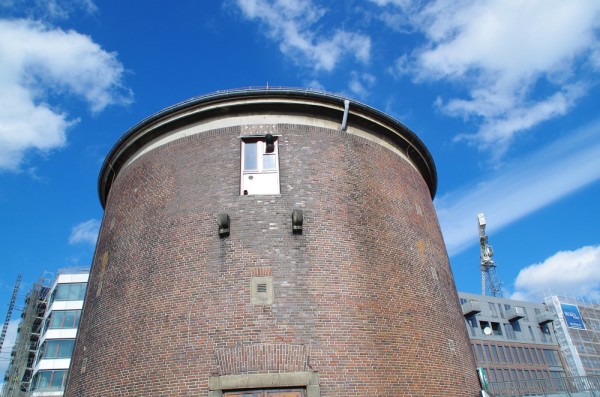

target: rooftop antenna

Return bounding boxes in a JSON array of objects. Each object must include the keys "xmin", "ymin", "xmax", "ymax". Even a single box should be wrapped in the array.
[
  {"xmin": 478, "ymin": 213, "xmax": 503, "ymax": 297},
  {"xmin": 0, "ymin": 274, "xmax": 21, "ymax": 351}
]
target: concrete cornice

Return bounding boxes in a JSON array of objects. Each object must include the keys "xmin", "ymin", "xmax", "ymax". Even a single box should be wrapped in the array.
[{"xmin": 98, "ymin": 87, "xmax": 437, "ymax": 207}]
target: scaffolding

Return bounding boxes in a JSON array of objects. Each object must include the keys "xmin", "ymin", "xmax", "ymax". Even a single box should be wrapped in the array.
[
  {"xmin": 1, "ymin": 276, "xmax": 50, "ymax": 397},
  {"xmin": 543, "ymin": 292, "xmax": 600, "ymax": 378}
]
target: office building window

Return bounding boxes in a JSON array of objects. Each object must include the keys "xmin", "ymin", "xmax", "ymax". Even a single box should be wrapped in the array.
[
  {"xmin": 540, "ymin": 323, "xmax": 551, "ymax": 342},
  {"xmin": 498, "ymin": 345, "xmax": 507, "ymax": 363},
  {"xmin": 466, "ymin": 315, "xmax": 477, "ymax": 336},
  {"xmin": 480, "ymin": 321, "xmax": 495, "ymax": 336},
  {"xmin": 491, "ymin": 345, "xmax": 499, "ymax": 363},
  {"xmin": 489, "ymin": 302, "xmax": 498, "ymax": 317},
  {"xmin": 492, "ymin": 322, "xmax": 502, "ymax": 336},
  {"xmin": 476, "ymin": 345, "xmax": 485, "ymax": 362},
  {"xmin": 504, "ymin": 322, "xmax": 516, "ymax": 339},
  {"xmin": 241, "ymin": 136, "xmax": 280, "ymax": 195},
  {"xmin": 517, "ymin": 347, "xmax": 526, "ymax": 364},
  {"xmin": 505, "ymin": 346, "xmax": 513, "ymax": 364},
  {"xmin": 531, "ymin": 348, "xmax": 539, "ymax": 365},
  {"xmin": 511, "ymin": 320, "xmax": 522, "ymax": 333},
  {"xmin": 488, "ymin": 369, "xmax": 496, "ymax": 382},
  {"xmin": 50, "ymin": 283, "xmax": 87, "ymax": 304},
  {"xmin": 45, "ymin": 310, "xmax": 81, "ymax": 331},
  {"xmin": 32, "ymin": 370, "xmax": 67, "ymax": 391},
  {"xmin": 512, "ymin": 347, "xmax": 520, "ymax": 364},
  {"xmin": 39, "ymin": 339, "xmax": 75, "ymax": 360},
  {"xmin": 484, "ymin": 345, "xmax": 492, "ymax": 362},
  {"xmin": 523, "ymin": 347, "xmax": 532, "ymax": 364},
  {"xmin": 544, "ymin": 349, "xmax": 560, "ymax": 367},
  {"xmin": 496, "ymin": 369, "xmax": 504, "ymax": 382}
]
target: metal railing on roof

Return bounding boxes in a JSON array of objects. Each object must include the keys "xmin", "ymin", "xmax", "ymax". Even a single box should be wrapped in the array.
[
  {"xmin": 57, "ymin": 267, "xmax": 90, "ymax": 275},
  {"xmin": 488, "ymin": 374, "xmax": 600, "ymax": 396}
]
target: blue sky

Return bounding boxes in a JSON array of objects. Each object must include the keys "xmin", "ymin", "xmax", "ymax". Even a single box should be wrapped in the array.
[{"xmin": 1, "ymin": 0, "xmax": 600, "ymax": 372}]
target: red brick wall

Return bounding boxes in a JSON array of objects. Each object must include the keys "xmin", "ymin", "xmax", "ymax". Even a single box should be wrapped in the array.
[{"xmin": 66, "ymin": 123, "xmax": 479, "ymax": 396}]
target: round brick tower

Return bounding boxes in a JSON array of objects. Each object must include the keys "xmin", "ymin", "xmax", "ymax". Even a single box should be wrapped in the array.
[{"xmin": 66, "ymin": 88, "xmax": 480, "ymax": 397}]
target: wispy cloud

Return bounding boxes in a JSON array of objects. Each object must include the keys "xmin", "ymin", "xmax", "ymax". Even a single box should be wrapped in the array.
[
  {"xmin": 0, "ymin": 0, "xmax": 97, "ymax": 21},
  {"xmin": 69, "ymin": 219, "xmax": 100, "ymax": 245},
  {"xmin": 234, "ymin": 0, "xmax": 371, "ymax": 71},
  {"xmin": 348, "ymin": 71, "xmax": 376, "ymax": 99},
  {"xmin": 381, "ymin": 0, "xmax": 600, "ymax": 158},
  {"xmin": 436, "ymin": 118, "xmax": 600, "ymax": 256},
  {"xmin": 511, "ymin": 245, "xmax": 600, "ymax": 300},
  {"xmin": 0, "ymin": 19, "xmax": 132, "ymax": 171},
  {"xmin": 0, "ymin": 319, "xmax": 20, "ymax": 380}
]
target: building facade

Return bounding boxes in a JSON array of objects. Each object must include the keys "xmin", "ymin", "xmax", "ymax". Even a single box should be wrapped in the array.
[
  {"xmin": 459, "ymin": 292, "xmax": 569, "ymax": 394},
  {"xmin": 1, "ymin": 269, "xmax": 88, "ymax": 397},
  {"xmin": 65, "ymin": 88, "xmax": 480, "ymax": 396},
  {"xmin": 544, "ymin": 294, "xmax": 600, "ymax": 377},
  {"xmin": 29, "ymin": 270, "xmax": 88, "ymax": 396}
]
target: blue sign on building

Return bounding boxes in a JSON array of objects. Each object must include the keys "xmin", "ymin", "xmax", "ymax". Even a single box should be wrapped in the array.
[{"xmin": 561, "ymin": 303, "xmax": 586, "ymax": 330}]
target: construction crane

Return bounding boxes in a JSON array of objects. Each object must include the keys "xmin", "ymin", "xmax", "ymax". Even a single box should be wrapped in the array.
[
  {"xmin": 0, "ymin": 274, "xmax": 21, "ymax": 352},
  {"xmin": 478, "ymin": 213, "xmax": 503, "ymax": 297}
]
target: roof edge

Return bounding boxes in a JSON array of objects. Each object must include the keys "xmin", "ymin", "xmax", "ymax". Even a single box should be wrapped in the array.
[{"xmin": 98, "ymin": 87, "xmax": 437, "ymax": 207}]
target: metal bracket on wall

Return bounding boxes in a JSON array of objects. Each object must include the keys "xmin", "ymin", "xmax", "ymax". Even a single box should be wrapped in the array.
[
  {"xmin": 217, "ymin": 213, "xmax": 230, "ymax": 237},
  {"xmin": 292, "ymin": 209, "xmax": 303, "ymax": 234}
]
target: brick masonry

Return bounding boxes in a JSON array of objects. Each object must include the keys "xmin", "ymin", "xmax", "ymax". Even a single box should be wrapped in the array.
[
  {"xmin": 66, "ymin": 106, "xmax": 480, "ymax": 396},
  {"xmin": 215, "ymin": 344, "xmax": 309, "ymax": 375}
]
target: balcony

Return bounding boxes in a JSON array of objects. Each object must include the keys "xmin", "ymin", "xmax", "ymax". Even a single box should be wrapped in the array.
[
  {"xmin": 462, "ymin": 300, "xmax": 481, "ymax": 316},
  {"xmin": 507, "ymin": 306, "xmax": 525, "ymax": 321},
  {"xmin": 536, "ymin": 310, "xmax": 554, "ymax": 325}
]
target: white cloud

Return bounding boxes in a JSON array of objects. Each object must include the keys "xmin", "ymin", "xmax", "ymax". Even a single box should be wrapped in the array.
[
  {"xmin": 0, "ymin": 0, "xmax": 97, "ymax": 20},
  {"xmin": 384, "ymin": 0, "xmax": 600, "ymax": 156},
  {"xmin": 0, "ymin": 19, "xmax": 131, "ymax": 171},
  {"xmin": 512, "ymin": 245, "xmax": 600, "ymax": 299},
  {"xmin": 304, "ymin": 79, "xmax": 325, "ymax": 91},
  {"xmin": 348, "ymin": 72, "xmax": 376, "ymax": 99},
  {"xmin": 454, "ymin": 84, "xmax": 586, "ymax": 156},
  {"xmin": 0, "ymin": 319, "xmax": 20, "ymax": 382},
  {"xmin": 234, "ymin": 0, "xmax": 371, "ymax": 71},
  {"xmin": 369, "ymin": 0, "xmax": 409, "ymax": 6},
  {"xmin": 69, "ymin": 218, "xmax": 100, "ymax": 245},
  {"xmin": 436, "ymin": 118, "xmax": 600, "ymax": 257}
]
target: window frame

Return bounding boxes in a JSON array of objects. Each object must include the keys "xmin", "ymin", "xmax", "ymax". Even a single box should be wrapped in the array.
[
  {"xmin": 240, "ymin": 136, "xmax": 280, "ymax": 196},
  {"xmin": 49, "ymin": 283, "xmax": 87, "ymax": 305},
  {"xmin": 46, "ymin": 310, "xmax": 81, "ymax": 331},
  {"xmin": 32, "ymin": 369, "xmax": 67, "ymax": 391},
  {"xmin": 39, "ymin": 339, "xmax": 75, "ymax": 360}
]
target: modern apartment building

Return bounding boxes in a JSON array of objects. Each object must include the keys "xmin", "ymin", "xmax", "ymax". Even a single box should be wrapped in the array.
[
  {"xmin": 1, "ymin": 269, "xmax": 88, "ymax": 397},
  {"xmin": 29, "ymin": 269, "xmax": 88, "ymax": 396},
  {"xmin": 459, "ymin": 292, "xmax": 568, "ymax": 386}
]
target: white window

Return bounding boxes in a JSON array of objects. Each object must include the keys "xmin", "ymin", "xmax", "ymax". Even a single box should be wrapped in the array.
[{"xmin": 241, "ymin": 136, "xmax": 279, "ymax": 195}]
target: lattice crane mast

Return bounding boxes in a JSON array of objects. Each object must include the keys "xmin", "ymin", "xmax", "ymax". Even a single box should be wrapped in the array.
[{"xmin": 478, "ymin": 213, "xmax": 503, "ymax": 297}]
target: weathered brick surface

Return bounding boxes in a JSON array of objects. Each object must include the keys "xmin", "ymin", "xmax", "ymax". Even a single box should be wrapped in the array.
[{"xmin": 66, "ymin": 120, "xmax": 479, "ymax": 396}]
